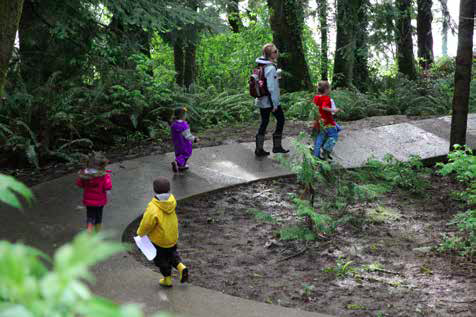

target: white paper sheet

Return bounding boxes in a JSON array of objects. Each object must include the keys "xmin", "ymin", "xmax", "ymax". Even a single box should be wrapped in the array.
[{"xmin": 133, "ymin": 235, "xmax": 156, "ymax": 261}]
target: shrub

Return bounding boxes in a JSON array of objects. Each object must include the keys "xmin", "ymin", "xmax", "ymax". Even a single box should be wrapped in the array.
[{"xmin": 437, "ymin": 145, "xmax": 476, "ymax": 257}]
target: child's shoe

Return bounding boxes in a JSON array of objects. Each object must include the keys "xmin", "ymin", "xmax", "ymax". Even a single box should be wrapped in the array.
[
  {"xmin": 171, "ymin": 161, "xmax": 178, "ymax": 173},
  {"xmin": 159, "ymin": 276, "xmax": 173, "ymax": 287},
  {"xmin": 178, "ymin": 165, "xmax": 189, "ymax": 171},
  {"xmin": 177, "ymin": 263, "xmax": 189, "ymax": 283},
  {"xmin": 322, "ymin": 150, "xmax": 333, "ymax": 161}
]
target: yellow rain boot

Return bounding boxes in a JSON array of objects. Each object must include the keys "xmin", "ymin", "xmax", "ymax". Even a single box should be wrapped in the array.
[
  {"xmin": 94, "ymin": 224, "xmax": 102, "ymax": 232},
  {"xmin": 159, "ymin": 276, "xmax": 172, "ymax": 288},
  {"xmin": 177, "ymin": 263, "xmax": 189, "ymax": 283}
]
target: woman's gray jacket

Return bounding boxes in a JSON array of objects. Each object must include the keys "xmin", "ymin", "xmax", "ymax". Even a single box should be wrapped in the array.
[{"xmin": 254, "ymin": 57, "xmax": 280, "ymax": 110}]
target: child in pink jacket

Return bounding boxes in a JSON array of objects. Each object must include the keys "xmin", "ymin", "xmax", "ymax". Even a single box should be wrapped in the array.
[{"xmin": 76, "ymin": 152, "xmax": 112, "ymax": 233}]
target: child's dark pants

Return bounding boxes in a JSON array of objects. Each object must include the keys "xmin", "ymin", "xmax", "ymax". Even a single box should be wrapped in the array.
[
  {"xmin": 153, "ymin": 244, "xmax": 182, "ymax": 277},
  {"xmin": 86, "ymin": 206, "xmax": 104, "ymax": 225}
]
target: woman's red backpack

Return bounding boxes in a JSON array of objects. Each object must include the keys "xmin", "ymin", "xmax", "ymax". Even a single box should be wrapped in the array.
[{"xmin": 249, "ymin": 65, "xmax": 270, "ymax": 98}]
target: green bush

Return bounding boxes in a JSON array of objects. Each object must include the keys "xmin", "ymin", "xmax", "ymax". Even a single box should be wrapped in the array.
[
  {"xmin": 437, "ymin": 145, "xmax": 476, "ymax": 257},
  {"xmin": 364, "ymin": 154, "xmax": 430, "ymax": 195}
]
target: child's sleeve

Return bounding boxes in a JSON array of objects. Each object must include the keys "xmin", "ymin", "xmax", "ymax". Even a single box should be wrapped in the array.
[
  {"xmin": 103, "ymin": 173, "xmax": 112, "ymax": 191},
  {"xmin": 75, "ymin": 177, "xmax": 83, "ymax": 188},
  {"xmin": 136, "ymin": 206, "xmax": 157, "ymax": 237},
  {"xmin": 181, "ymin": 128, "xmax": 196, "ymax": 141}
]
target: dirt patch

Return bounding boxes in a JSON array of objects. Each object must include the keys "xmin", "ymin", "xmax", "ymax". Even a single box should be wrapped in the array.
[
  {"xmin": 125, "ymin": 172, "xmax": 475, "ymax": 317},
  {"xmin": 2, "ymin": 115, "xmax": 419, "ymax": 187}
]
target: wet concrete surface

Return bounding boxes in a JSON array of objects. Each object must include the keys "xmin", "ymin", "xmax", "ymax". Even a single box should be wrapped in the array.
[{"xmin": 0, "ymin": 114, "xmax": 474, "ymax": 316}]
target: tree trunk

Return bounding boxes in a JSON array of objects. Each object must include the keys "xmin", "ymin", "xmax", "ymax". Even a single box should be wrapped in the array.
[
  {"xmin": 439, "ymin": 0, "xmax": 449, "ymax": 56},
  {"xmin": 184, "ymin": 43, "xmax": 196, "ymax": 88},
  {"xmin": 395, "ymin": 0, "xmax": 417, "ymax": 80},
  {"xmin": 267, "ymin": 0, "xmax": 313, "ymax": 92},
  {"xmin": 227, "ymin": 0, "xmax": 244, "ymax": 33},
  {"xmin": 417, "ymin": 0, "xmax": 434, "ymax": 70},
  {"xmin": 449, "ymin": 0, "xmax": 474, "ymax": 149},
  {"xmin": 0, "ymin": 0, "xmax": 24, "ymax": 97},
  {"xmin": 353, "ymin": 0, "xmax": 370, "ymax": 92},
  {"xmin": 318, "ymin": 0, "xmax": 328, "ymax": 80},
  {"xmin": 333, "ymin": 0, "xmax": 359, "ymax": 89},
  {"xmin": 174, "ymin": 38, "xmax": 185, "ymax": 86}
]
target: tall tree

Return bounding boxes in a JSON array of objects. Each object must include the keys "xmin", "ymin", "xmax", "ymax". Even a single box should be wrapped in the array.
[
  {"xmin": 354, "ymin": 0, "xmax": 370, "ymax": 91},
  {"xmin": 267, "ymin": 0, "xmax": 312, "ymax": 92},
  {"xmin": 226, "ymin": 0, "xmax": 244, "ymax": 32},
  {"xmin": 395, "ymin": 0, "xmax": 417, "ymax": 80},
  {"xmin": 332, "ymin": 0, "xmax": 359, "ymax": 89},
  {"xmin": 449, "ymin": 0, "xmax": 474, "ymax": 149},
  {"xmin": 439, "ymin": 0, "xmax": 449, "ymax": 56},
  {"xmin": 174, "ymin": 36, "xmax": 185, "ymax": 86},
  {"xmin": 183, "ymin": 0, "xmax": 199, "ymax": 88},
  {"xmin": 0, "ymin": 0, "xmax": 24, "ymax": 97},
  {"xmin": 417, "ymin": 0, "xmax": 434, "ymax": 70},
  {"xmin": 317, "ymin": 0, "xmax": 328, "ymax": 80}
]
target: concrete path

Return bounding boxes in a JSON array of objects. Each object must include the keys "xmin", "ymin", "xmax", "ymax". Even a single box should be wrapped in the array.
[{"xmin": 1, "ymin": 114, "xmax": 475, "ymax": 317}]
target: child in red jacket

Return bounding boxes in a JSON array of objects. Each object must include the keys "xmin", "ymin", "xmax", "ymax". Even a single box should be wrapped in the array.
[
  {"xmin": 76, "ymin": 152, "xmax": 112, "ymax": 233},
  {"xmin": 312, "ymin": 81, "xmax": 342, "ymax": 160}
]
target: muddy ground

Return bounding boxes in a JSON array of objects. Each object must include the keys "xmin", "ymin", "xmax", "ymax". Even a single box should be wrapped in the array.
[
  {"xmin": 2, "ymin": 115, "xmax": 420, "ymax": 186},
  {"xmin": 125, "ymin": 173, "xmax": 475, "ymax": 317}
]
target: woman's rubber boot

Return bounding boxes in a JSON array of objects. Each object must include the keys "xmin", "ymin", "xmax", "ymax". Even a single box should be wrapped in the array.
[
  {"xmin": 87, "ymin": 223, "xmax": 94, "ymax": 233},
  {"xmin": 255, "ymin": 134, "xmax": 270, "ymax": 157},
  {"xmin": 159, "ymin": 276, "xmax": 173, "ymax": 288},
  {"xmin": 177, "ymin": 263, "xmax": 189, "ymax": 283},
  {"xmin": 272, "ymin": 134, "xmax": 289, "ymax": 153},
  {"xmin": 94, "ymin": 224, "xmax": 102, "ymax": 232}
]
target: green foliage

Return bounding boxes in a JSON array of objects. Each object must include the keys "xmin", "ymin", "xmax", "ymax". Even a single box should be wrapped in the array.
[
  {"xmin": 248, "ymin": 208, "xmax": 276, "ymax": 224},
  {"xmin": 280, "ymin": 91, "xmax": 316, "ymax": 121},
  {"xmin": 293, "ymin": 196, "xmax": 335, "ymax": 235},
  {"xmin": 0, "ymin": 175, "xmax": 172, "ymax": 316},
  {"xmin": 437, "ymin": 145, "xmax": 476, "ymax": 257},
  {"xmin": 0, "ymin": 174, "xmax": 34, "ymax": 209},
  {"xmin": 170, "ymin": 86, "xmax": 254, "ymax": 128},
  {"xmin": 195, "ymin": 16, "xmax": 272, "ymax": 91},
  {"xmin": 277, "ymin": 132, "xmax": 332, "ymax": 192},
  {"xmin": 437, "ymin": 145, "xmax": 476, "ymax": 204},
  {"xmin": 279, "ymin": 226, "xmax": 315, "ymax": 241},
  {"xmin": 0, "ymin": 232, "xmax": 172, "ymax": 317},
  {"xmin": 364, "ymin": 154, "xmax": 430, "ymax": 195},
  {"xmin": 330, "ymin": 73, "xmax": 455, "ymax": 121},
  {"xmin": 1, "ymin": 232, "xmax": 120, "ymax": 316},
  {"xmin": 323, "ymin": 256, "xmax": 355, "ymax": 279}
]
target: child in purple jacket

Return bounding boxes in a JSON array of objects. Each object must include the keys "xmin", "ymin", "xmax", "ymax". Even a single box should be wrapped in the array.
[
  {"xmin": 76, "ymin": 152, "xmax": 112, "ymax": 232},
  {"xmin": 171, "ymin": 108, "xmax": 198, "ymax": 172}
]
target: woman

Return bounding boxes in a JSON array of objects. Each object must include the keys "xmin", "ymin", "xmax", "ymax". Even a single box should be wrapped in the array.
[{"xmin": 254, "ymin": 43, "xmax": 289, "ymax": 157}]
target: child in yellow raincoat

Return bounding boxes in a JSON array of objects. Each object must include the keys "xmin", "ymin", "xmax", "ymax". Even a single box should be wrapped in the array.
[{"xmin": 136, "ymin": 176, "xmax": 189, "ymax": 287}]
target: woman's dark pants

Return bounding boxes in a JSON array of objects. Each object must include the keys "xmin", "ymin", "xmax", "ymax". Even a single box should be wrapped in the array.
[{"xmin": 257, "ymin": 106, "xmax": 285, "ymax": 136}]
